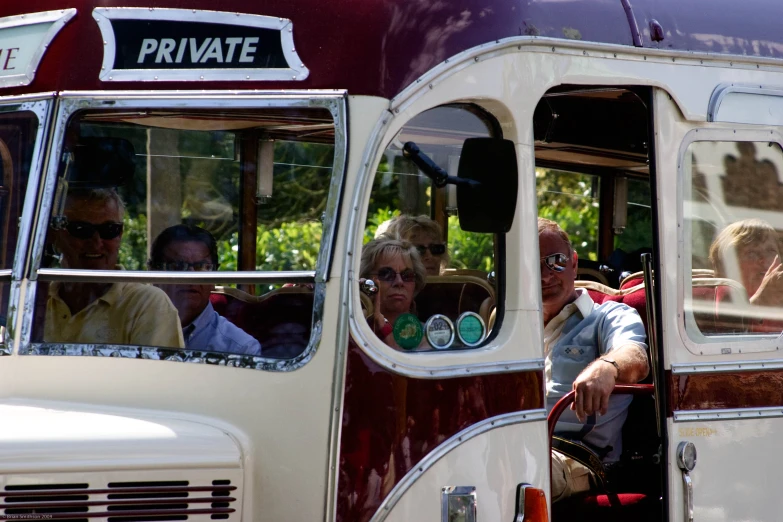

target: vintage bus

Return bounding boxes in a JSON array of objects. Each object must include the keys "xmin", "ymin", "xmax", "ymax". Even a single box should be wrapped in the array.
[{"xmin": 1, "ymin": 0, "xmax": 783, "ymax": 520}]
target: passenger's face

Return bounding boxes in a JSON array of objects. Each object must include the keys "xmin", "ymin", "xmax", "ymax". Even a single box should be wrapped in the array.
[
  {"xmin": 539, "ymin": 230, "xmax": 578, "ymax": 315},
  {"xmin": 56, "ymin": 198, "xmax": 123, "ymax": 271},
  {"xmin": 159, "ymin": 241, "xmax": 215, "ymax": 325},
  {"xmin": 409, "ymin": 231, "xmax": 444, "ymax": 276},
  {"xmin": 737, "ymin": 237, "xmax": 779, "ymax": 295},
  {"xmin": 373, "ymin": 252, "xmax": 416, "ymax": 317}
]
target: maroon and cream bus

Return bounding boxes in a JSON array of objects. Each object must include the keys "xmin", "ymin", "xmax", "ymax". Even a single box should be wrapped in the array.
[{"xmin": 1, "ymin": 0, "xmax": 783, "ymax": 521}]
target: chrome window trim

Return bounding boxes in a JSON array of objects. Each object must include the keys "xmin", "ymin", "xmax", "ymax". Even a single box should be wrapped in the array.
[
  {"xmin": 671, "ymin": 359, "xmax": 783, "ymax": 374},
  {"xmin": 673, "ymin": 406, "xmax": 783, "ymax": 422},
  {"xmin": 0, "ymin": 9, "xmax": 76, "ymax": 89},
  {"xmin": 23, "ymin": 280, "xmax": 325, "ymax": 373},
  {"xmin": 36, "ymin": 268, "xmax": 316, "ymax": 285},
  {"xmin": 92, "ymin": 8, "xmax": 309, "ymax": 83},
  {"xmin": 20, "ymin": 91, "xmax": 347, "ymax": 373},
  {"xmin": 0, "ymin": 95, "xmax": 57, "ymax": 356},
  {"xmin": 368, "ymin": 409, "xmax": 547, "ymax": 522},
  {"xmin": 677, "ymin": 127, "xmax": 783, "ymax": 356}
]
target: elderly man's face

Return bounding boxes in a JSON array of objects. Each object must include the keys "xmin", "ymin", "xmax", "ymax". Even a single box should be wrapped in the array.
[
  {"xmin": 158, "ymin": 240, "xmax": 215, "ymax": 326},
  {"xmin": 56, "ymin": 198, "xmax": 123, "ymax": 271},
  {"xmin": 539, "ymin": 229, "xmax": 578, "ymax": 316}
]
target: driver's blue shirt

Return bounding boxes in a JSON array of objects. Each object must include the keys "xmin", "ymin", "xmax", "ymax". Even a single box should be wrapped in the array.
[
  {"xmin": 545, "ymin": 289, "xmax": 647, "ymax": 462},
  {"xmin": 184, "ymin": 302, "xmax": 262, "ymax": 356}
]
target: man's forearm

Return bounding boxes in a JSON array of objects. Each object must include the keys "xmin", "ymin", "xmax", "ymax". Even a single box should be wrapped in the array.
[{"xmin": 604, "ymin": 343, "xmax": 649, "ymax": 383}]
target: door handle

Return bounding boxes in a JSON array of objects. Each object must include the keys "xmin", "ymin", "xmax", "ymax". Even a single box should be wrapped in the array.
[{"xmin": 677, "ymin": 441, "xmax": 697, "ymax": 522}]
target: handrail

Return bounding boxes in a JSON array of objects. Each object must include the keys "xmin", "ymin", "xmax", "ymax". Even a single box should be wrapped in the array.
[{"xmin": 547, "ymin": 384, "xmax": 655, "ymax": 442}]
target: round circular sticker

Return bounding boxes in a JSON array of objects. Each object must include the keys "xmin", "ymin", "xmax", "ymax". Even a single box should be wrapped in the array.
[
  {"xmin": 393, "ymin": 313, "xmax": 424, "ymax": 350},
  {"xmin": 456, "ymin": 312, "xmax": 486, "ymax": 347},
  {"xmin": 425, "ymin": 314, "xmax": 455, "ymax": 350}
]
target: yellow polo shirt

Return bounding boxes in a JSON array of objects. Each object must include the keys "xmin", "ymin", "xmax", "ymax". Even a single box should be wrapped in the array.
[{"xmin": 45, "ymin": 282, "xmax": 184, "ymax": 348}]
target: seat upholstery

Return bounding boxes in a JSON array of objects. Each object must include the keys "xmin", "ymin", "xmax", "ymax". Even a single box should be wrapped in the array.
[
  {"xmin": 415, "ymin": 275, "xmax": 495, "ymax": 326},
  {"xmin": 210, "ymin": 286, "xmax": 313, "ymax": 359}
]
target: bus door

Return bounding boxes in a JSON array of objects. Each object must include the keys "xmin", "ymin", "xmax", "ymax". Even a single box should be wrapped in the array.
[
  {"xmin": 656, "ymin": 83, "xmax": 783, "ymax": 521},
  {"xmin": 340, "ymin": 77, "xmax": 548, "ymax": 520}
]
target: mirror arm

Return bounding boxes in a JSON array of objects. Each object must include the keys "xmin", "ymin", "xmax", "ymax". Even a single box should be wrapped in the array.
[{"xmin": 402, "ymin": 142, "xmax": 481, "ymax": 189}]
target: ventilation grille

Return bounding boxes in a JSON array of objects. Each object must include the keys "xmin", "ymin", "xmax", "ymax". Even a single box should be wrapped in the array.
[{"xmin": 1, "ymin": 479, "xmax": 237, "ymax": 521}]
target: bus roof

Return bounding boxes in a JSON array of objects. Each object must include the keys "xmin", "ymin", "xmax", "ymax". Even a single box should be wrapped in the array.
[{"xmin": 3, "ymin": 0, "xmax": 783, "ymax": 99}]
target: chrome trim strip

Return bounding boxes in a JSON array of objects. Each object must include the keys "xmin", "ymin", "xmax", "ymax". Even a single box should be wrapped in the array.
[
  {"xmin": 36, "ymin": 268, "xmax": 316, "ymax": 284},
  {"xmin": 0, "ymin": 270, "xmax": 12, "ymax": 280},
  {"xmin": 57, "ymin": 90, "xmax": 345, "ymax": 99},
  {"xmin": 671, "ymin": 359, "xmax": 783, "ymax": 374},
  {"xmin": 389, "ymin": 36, "xmax": 783, "ymax": 116},
  {"xmin": 21, "ymin": 280, "xmax": 325, "ymax": 372},
  {"xmin": 93, "ymin": 8, "xmax": 309, "ymax": 82},
  {"xmin": 0, "ymin": 9, "xmax": 76, "ymax": 89},
  {"xmin": 673, "ymin": 406, "xmax": 783, "ymax": 422},
  {"xmin": 369, "ymin": 409, "xmax": 548, "ymax": 522},
  {"xmin": 314, "ymin": 95, "xmax": 347, "ymax": 283}
]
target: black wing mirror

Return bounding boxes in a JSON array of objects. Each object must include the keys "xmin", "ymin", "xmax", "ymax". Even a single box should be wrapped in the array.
[{"xmin": 402, "ymin": 138, "xmax": 517, "ymax": 233}]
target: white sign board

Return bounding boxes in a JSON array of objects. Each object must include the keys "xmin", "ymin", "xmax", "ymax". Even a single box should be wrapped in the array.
[{"xmin": 0, "ymin": 9, "xmax": 76, "ymax": 88}]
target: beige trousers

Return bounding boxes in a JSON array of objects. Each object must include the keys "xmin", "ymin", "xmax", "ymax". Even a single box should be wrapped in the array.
[{"xmin": 551, "ymin": 450, "xmax": 594, "ymax": 502}]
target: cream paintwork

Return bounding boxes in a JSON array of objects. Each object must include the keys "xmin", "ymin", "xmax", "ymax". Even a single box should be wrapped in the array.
[
  {"xmin": 668, "ymin": 416, "xmax": 783, "ymax": 521},
  {"xmin": 0, "ymin": 400, "xmax": 240, "ymax": 473},
  {"xmin": 381, "ymin": 419, "xmax": 549, "ymax": 522}
]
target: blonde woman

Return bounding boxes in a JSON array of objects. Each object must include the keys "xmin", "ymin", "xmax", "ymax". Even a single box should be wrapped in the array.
[{"xmin": 384, "ymin": 215, "xmax": 449, "ymax": 276}]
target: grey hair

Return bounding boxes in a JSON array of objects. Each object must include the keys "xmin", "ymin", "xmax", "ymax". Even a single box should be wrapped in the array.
[{"xmin": 65, "ymin": 188, "xmax": 126, "ymax": 219}]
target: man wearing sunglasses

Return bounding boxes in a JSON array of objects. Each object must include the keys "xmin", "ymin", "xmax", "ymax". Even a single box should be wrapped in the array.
[
  {"xmin": 539, "ymin": 218, "xmax": 649, "ymax": 502},
  {"xmin": 46, "ymin": 189, "xmax": 184, "ymax": 348},
  {"xmin": 149, "ymin": 225, "xmax": 261, "ymax": 356}
]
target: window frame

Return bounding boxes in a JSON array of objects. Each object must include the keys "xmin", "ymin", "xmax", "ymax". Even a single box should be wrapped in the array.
[
  {"xmin": 0, "ymin": 95, "xmax": 56, "ymax": 356},
  {"xmin": 678, "ymin": 127, "xmax": 783, "ymax": 356},
  {"xmin": 19, "ymin": 91, "xmax": 348, "ymax": 371}
]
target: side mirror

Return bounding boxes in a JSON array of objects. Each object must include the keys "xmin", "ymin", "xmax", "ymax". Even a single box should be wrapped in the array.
[
  {"xmin": 457, "ymin": 138, "xmax": 517, "ymax": 233},
  {"xmin": 66, "ymin": 137, "xmax": 136, "ymax": 188}
]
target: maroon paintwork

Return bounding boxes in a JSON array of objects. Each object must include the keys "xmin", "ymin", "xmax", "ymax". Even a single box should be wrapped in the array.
[
  {"xmin": 337, "ymin": 338, "xmax": 543, "ymax": 522},
  {"xmin": 668, "ymin": 370, "xmax": 783, "ymax": 413},
  {"xmin": 5, "ymin": 0, "xmax": 783, "ymax": 99}
]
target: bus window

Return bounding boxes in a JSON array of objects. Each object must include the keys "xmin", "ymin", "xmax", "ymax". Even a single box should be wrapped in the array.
[
  {"xmin": 363, "ymin": 104, "xmax": 499, "ymax": 351},
  {"xmin": 0, "ymin": 110, "xmax": 38, "ymax": 353},
  {"xmin": 28, "ymin": 106, "xmax": 338, "ymax": 364},
  {"xmin": 684, "ymin": 140, "xmax": 783, "ymax": 341}
]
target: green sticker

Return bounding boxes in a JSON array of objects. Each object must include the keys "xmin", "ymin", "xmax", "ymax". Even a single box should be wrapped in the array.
[
  {"xmin": 393, "ymin": 313, "xmax": 424, "ymax": 350},
  {"xmin": 457, "ymin": 313, "xmax": 485, "ymax": 346}
]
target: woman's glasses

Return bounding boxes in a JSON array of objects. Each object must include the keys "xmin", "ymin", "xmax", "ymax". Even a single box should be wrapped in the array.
[
  {"xmin": 65, "ymin": 221, "xmax": 124, "ymax": 240},
  {"xmin": 541, "ymin": 253, "xmax": 569, "ymax": 272},
  {"xmin": 151, "ymin": 260, "xmax": 218, "ymax": 272},
  {"xmin": 374, "ymin": 267, "xmax": 416, "ymax": 283},
  {"xmin": 415, "ymin": 243, "xmax": 446, "ymax": 256}
]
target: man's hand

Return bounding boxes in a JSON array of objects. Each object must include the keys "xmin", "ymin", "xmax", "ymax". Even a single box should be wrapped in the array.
[
  {"xmin": 750, "ymin": 255, "xmax": 783, "ymax": 307},
  {"xmin": 570, "ymin": 359, "xmax": 617, "ymax": 423}
]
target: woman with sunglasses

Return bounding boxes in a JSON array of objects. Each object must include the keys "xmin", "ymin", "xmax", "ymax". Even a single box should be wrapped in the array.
[
  {"xmin": 359, "ymin": 237, "xmax": 428, "ymax": 349},
  {"xmin": 384, "ymin": 215, "xmax": 449, "ymax": 276}
]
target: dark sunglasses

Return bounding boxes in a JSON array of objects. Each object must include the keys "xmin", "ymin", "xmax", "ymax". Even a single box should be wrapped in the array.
[
  {"xmin": 151, "ymin": 260, "xmax": 218, "ymax": 272},
  {"xmin": 66, "ymin": 221, "xmax": 123, "ymax": 240},
  {"xmin": 374, "ymin": 267, "xmax": 416, "ymax": 283},
  {"xmin": 415, "ymin": 243, "xmax": 446, "ymax": 256},
  {"xmin": 541, "ymin": 253, "xmax": 569, "ymax": 272}
]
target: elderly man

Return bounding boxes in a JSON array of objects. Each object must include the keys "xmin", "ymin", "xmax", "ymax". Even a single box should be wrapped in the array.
[
  {"xmin": 46, "ymin": 188, "xmax": 183, "ymax": 348},
  {"xmin": 539, "ymin": 217, "xmax": 649, "ymax": 501},
  {"xmin": 149, "ymin": 224, "xmax": 262, "ymax": 356}
]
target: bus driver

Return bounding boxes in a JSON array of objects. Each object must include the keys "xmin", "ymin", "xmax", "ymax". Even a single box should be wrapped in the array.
[
  {"xmin": 46, "ymin": 189, "xmax": 184, "ymax": 348},
  {"xmin": 539, "ymin": 218, "xmax": 649, "ymax": 501}
]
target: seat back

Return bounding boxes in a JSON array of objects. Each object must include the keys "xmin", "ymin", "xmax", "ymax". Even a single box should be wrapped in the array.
[
  {"xmin": 415, "ymin": 275, "xmax": 495, "ymax": 325},
  {"xmin": 210, "ymin": 286, "xmax": 314, "ymax": 359}
]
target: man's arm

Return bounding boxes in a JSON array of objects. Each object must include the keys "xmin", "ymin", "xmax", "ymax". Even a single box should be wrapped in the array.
[{"xmin": 571, "ymin": 342, "xmax": 648, "ymax": 423}]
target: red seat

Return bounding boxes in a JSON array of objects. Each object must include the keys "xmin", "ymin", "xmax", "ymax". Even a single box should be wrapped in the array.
[{"xmin": 210, "ymin": 286, "xmax": 313, "ymax": 359}]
